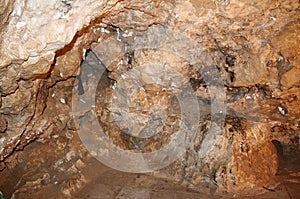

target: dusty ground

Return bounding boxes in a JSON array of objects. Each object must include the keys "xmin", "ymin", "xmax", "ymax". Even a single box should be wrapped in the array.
[{"xmin": 0, "ymin": 125, "xmax": 299, "ymax": 199}]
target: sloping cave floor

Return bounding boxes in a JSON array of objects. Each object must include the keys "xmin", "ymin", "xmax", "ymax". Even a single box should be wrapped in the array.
[{"xmin": 0, "ymin": 129, "xmax": 299, "ymax": 199}]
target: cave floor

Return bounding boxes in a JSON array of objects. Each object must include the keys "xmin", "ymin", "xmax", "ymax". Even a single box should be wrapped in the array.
[{"xmin": 0, "ymin": 129, "xmax": 299, "ymax": 199}]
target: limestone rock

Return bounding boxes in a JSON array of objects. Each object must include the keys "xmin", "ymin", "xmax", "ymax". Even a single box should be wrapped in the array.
[{"xmin": 0, "ymin": 0, "xmax": 299, "ymax": 196}]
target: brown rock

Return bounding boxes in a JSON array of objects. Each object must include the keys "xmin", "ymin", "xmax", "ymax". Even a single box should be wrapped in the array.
[
  {"xmin": 0, "ymin": 115, "xmax": 7, "ymax": 133},
  {"xmin": 0, "ymin": 0, "xmax": 299, "ymax": 196}
]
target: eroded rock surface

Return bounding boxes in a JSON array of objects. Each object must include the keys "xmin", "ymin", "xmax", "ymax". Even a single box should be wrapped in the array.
[{"xmin": 0, "ymin": 0, "xmax": 299, "ymax": 197}]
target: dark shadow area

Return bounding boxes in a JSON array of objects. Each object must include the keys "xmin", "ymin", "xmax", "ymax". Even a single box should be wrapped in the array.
[{"xmin": 272, "ymin": 139, "xmax": 300, "ymax": 176}]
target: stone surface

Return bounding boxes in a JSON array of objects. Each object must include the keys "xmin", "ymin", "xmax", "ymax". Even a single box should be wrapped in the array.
[
  {"xmin": 0, "ymin": 0, "xmax": 299, "ymax": 197},
  {"xmin": 0, "ymin": 114, "xmax": 6, "ymax": 133}
]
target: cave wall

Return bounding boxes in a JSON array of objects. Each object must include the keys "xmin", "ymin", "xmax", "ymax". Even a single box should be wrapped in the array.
[{"xmin": 0, "ymin": 0, "xmax": 299, "ymax": 195}]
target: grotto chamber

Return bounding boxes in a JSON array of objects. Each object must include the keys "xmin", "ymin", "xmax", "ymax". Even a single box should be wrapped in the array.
[{"xmin": 0, "ymin": 0, "xmax": 299, "ymax": 198}]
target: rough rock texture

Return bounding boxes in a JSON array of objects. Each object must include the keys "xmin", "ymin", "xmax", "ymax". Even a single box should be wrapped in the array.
[{"xmin": 0, "ymin": 0, "xmax": 299, "ymax": 197}]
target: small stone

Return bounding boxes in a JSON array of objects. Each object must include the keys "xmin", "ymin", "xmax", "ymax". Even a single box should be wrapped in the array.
[
  {"xmin": 75, "ymin": 159, "xmax": 86, "ymax": 170},
  {"xmin": 101, "ymin": 27, "xmax": 110, "ymax": 33},
  {"xmin": 60, "ymin": 98, "xmax": 66, "ymax": 104},
  {"xmin": 278, "ymin": 106, "xmax": 287, "ymax": 115},
  {"xmin": 122, "ymin": 30, "xmax": 133, "ymax": 37}
]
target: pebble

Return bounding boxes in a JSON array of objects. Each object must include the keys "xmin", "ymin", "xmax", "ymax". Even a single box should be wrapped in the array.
[
  {"xmin": 60, "ymin": 98, "xmax": 66, "ymax": 104},
  {"xmin": 278, "ymin": 106, "xmax": 287, "ymax": 115}
]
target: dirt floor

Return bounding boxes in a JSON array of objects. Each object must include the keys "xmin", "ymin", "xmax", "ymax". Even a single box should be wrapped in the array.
[{"xmin": 0, "ymin": 129, "xmax": 299, "ymax": 199}]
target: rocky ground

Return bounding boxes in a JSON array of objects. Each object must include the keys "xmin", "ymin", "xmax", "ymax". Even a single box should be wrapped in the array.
[
  {"xmin": 0, "ymin": 128, "xmax": 299, "ymax": 198},
  {"xmin": 0, "ymin": 0, "xmax": 299, "ymax": 198}
]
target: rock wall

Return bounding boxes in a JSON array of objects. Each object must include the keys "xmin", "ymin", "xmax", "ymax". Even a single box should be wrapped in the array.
[{"xmin": 0, "ymin": 0, "xmax": 299, "ymax": 195}]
